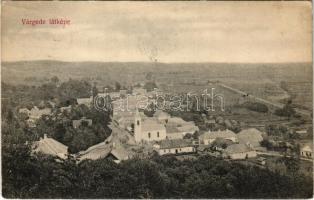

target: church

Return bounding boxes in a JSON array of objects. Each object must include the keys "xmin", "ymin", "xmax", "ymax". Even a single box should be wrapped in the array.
[{"xmin": 134, "ymin": 110, "xmax": 167, "ymax": 142}]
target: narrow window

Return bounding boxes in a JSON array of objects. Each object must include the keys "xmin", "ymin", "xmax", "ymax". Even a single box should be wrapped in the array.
[
  {"xmin": 148, "ymin": 132, "xmax": 151, "ymax": 138},
  {"xmin": 157, "ymin": 132, "xmax": 159, "ymax": 137},
  {"xmin": 137, "ymin": 120, "xmax": 140, "ymax": 126}
]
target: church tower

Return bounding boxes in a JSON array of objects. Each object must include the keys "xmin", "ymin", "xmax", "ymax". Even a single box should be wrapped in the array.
[{"xmin": 134, "ymin": 109, "xmax": 142, "ymax": 142}]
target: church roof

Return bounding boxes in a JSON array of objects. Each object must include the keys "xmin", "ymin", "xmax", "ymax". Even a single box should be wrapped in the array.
[
  {"xmin": 141, "ymin": 118, "xmax": 165, "ymax": 132},
  {"xmin": 165, "ymin": 125, "xmax": 181, "ymax": 134}
]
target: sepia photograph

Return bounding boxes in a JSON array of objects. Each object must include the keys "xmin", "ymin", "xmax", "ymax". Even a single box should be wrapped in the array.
[{"xmin": 1, "ymin": 1, "xmax": 313, "ymax": 198}]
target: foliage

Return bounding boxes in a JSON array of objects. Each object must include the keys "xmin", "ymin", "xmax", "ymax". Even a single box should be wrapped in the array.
[
  {"xmin": 144, "ymin": 81, "xmax": 158, "ymax": 92},
  {"xmin": 1, "ymin": 106, "xmax": 312, "ymax": 199},
  {"xmin": 274, "ymin": 100, "xmax": 296, "ymax": 119},
  {"xmin": 2, "ymin": 111, "xmax": 313, "ymax": 198},
  {"xmin": 36, "ymin": 105, "xmax": 112, "ymax": 154}
]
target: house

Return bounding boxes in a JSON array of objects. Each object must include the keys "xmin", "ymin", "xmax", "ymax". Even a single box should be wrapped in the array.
[
  {"xmin": 107, "ymin": 146, "xmax": 131, "ymax": 164},
  {"xmin": 300, "ymin": 144, "xmax": 313, "ymax": 159},
  {"xmin": 205, "ymin": 119, "xmax": 216, "ymax": 125},
  {"xmin": 72, "ymin": 117, "xmax": 92, "ymax": 129},
  {"xmin": 119, "ymin": 89, "xmax": 128, "ymax": 96},
  {"xmin": 224, "ymin": 143, "xmax": 257, "ymax": 160},
  {"xmin": 134, "ymin": 110, "xmax": 167, "ymax": 142},
  {"xmin": 199, "ymin": 129, "xmax": 237, "ymax": 145},
  {"xmin": 157, "ymin": 139, "xmax": 195, "ymax": 155},
  {"xmin": 295, "ymin": 129, "xmax": 308, "ymax": 138},
  {"xmin": 19, "ymin": 108, "xmax": 30, "ymax": 116},
  {"xmin": 210, "ymin": 137, "xmax": 234, "ymax": 151},
  {"xmin": 29, "ymin": 106, "xmax": 52, "ymax": 120},
  {"xmin": 77, "ymin": 97, "xmax": 93, "ymax": 107},
  {"xmin": 21, "ymin": 106, "xmax": 52, "ymax": 127},
  {"xmin": 237, "ymin": 128, "xmax": 264, "ymax": 149},
  {"xmin": 257, "ymin": 157, "xmax": 266, "ymax": 165},
  {"xmin": 109, "ymin": 92, "xmax": 121, "ymax": 99},
  {"xmin": 26, "ymin": 118, "xmax": 36, "ymax": 128},
  {"xmin": 32, "ymin": 134, "xmax": 68, "ymax": 159},
  {"xmin": 76, "ymin": 135, "xmax": 113, "ymax": 161},
  {"xmin": 296, "ymin": 130, "xmax": 307, "ymax": 135},
  {"xmin": 165, "ymin": 125, "xmax": 184, "ymax": 140}
]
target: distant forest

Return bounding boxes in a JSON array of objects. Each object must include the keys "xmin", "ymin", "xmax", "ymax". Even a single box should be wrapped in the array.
[{"xmin": 2, "ymin": 61, "xmax": 312, "ymax": 86}]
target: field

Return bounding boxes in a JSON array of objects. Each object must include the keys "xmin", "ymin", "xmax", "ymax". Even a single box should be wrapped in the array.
[{"xmin": 2, "ymin": 61, "xmax": 312, "ymax": 112}]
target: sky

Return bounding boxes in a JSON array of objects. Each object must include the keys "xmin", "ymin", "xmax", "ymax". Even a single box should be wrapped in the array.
[{"xmin": 2, "ymin": 1, "xmax": 312, "ymax": 63}]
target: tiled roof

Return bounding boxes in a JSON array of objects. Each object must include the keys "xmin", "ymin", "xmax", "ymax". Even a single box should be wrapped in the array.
[
  {"xmin": 225, "ymin": 144, "xmax": 253, "ymax": 154},
  {"xmin": 29, "ymin": 107, "xmax": 52, "ymax": 119},
  {"xmin": 160, "ymin": 139, "xmax": 193, "ymax": 149},
  {"xmin": 110, "ymin": 147, "xmax": 130, "ymax": 160},
  {"xmin": 33, "ymin": 136, "xmax": 68, "ymax": 159},
  {"xmin": 199, "ymin": 129, "xmax": 236, "ymax": 140},
  {"xmin": 301, "ymin": 143, "xmax": 313, "ymax": 152},
  {"xmin": 237, "ymin": 128, "xmax": 263, "ymax": 147}
]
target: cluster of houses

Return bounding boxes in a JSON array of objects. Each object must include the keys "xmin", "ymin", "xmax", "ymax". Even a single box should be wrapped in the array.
[
  {"xmin": 153, "ymin": 127, "xmax": 265, "ymax": 160},
  {"xmin": 19, "ymin": 106, "xmax": 52, "ymax": 127},
  {"xmin": 20, "ymin": 86, "xmax": 313, "ymax": 164}
]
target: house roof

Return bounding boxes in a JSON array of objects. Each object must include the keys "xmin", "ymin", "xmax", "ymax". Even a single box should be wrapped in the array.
[
  {"xmin": 301, "ymin": 143, "xmax": 313, "ymax": 152},
  {"xmin": 77, "ymin": 97, "xmax": 92, "ymax": 105},
  {"xmin": 199, "ymin": 129, "xmax": 236, "ymax": 140},
  {"xmin": 237, "ymin": 128, "xmax": 264, "ymax": 147},
  {"xmin": 110, "ymin": 147, "xmax": 130, "ymax": 161},
  {"xmin": 60, "ymin": 105, "xmax": 71, "ymax": 112},
  {"xmin": 225, "ymin": 144, "xmax": 254, "ymax": 154},
  {"xmin": 205, "ymin": 119, "xmax": 216, "ymax": 124},
  {"xmin": 28, "ymin": 107, "xmax": 51, "ymax": 120},
  {"xmin": 33, "ymin": 136, "xmax": 68, "ymax": 159},
  {"xmin": 160, "ymin": 139, "xmax": 193, "ymax": 149},
  {"xmin": 77, "ymin": 139, "xmax": 112, "ymax": 161},
  {"xmin": 19, "ymin": 108, "xmax": 30, "ymax": 114}
]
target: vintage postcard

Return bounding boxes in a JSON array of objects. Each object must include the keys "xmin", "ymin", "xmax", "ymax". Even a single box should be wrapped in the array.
[{"xmin": 1, "ymin": 1, "xmax": 313, "ymax": 199}]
